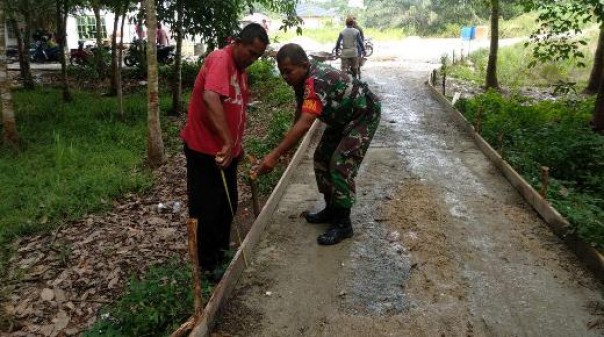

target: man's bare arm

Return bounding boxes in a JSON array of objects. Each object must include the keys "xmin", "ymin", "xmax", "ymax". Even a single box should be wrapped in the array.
[{"xmin": 203, "ymin": 90, "xmax": 233, "ymax": 168}]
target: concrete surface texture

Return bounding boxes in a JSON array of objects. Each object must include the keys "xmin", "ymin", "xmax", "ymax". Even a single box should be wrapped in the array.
[{"xmin": 213, "ymin": 61, "xmax": 604, "ymax": 337}]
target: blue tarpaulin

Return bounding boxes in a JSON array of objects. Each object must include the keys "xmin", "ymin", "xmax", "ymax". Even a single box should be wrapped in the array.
[{"xmin": 460, "ymin": 26, "xmax": 476, "ymax": 41}]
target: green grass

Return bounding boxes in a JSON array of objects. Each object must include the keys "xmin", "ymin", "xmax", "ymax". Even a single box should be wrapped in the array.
[
  {"xmin": 448, "ymin": 29, "xmax": 601, "ymax": 89},
  {"xmin": 274, "ymin": 26, "xmax": 406, "ymax": 44},
  {"xmin": 84, "ymin": 260, "xmax": 206, "ymax": 337},
  {"xmin": 499, "ymin": 12, "xmax": 540, "ymax": 38},
  {"xmin": 0, "ymin": 89, "xmax": 181, "ymax": 242}
]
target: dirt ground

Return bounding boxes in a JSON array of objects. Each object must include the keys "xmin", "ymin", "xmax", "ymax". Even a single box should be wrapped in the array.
[{"xmin": 212, "ymin": 63, "xmax": 604, "ymax": 337}]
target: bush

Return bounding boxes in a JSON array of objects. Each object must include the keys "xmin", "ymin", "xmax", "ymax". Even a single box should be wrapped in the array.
[{"xmin": 247, "ymin": 58, "xmax": 278, "ymax": 86}]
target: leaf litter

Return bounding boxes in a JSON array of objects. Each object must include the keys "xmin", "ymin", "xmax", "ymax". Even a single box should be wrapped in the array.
[{"xmin": 4, "ymin": 127, "xmax": 262, "ymax": 336}]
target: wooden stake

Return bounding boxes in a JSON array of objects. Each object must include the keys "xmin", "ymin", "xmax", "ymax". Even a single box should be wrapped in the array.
[
  {"xmin": 497, "ymin": 130, "xmax": 504, "ymax": 154},
  {"xmin": 540, "ymin": 166, "xmax": 550, "ymax": 198},
  {"xmin": 474, "ymin": 107, "xmax": 483, "ymax": 134},
  {"xmin": 249, "ymin": 173, "xmax": 261, "ymax": 217},
  {"xmin": 170, "ymin": 218, "xmax": 204, "ymax": 337},
  {"xmin": 187, "ymin": 218, "xmax": 203, "ymax": 316}
]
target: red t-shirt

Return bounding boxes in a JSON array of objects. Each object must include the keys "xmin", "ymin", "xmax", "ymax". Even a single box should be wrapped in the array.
[
  {"xmin": 180, "ymin": 45, "xmax": 249, "ymax": 157},
  {"xmin": 300, "ymin": 78, "xmax": 323, "ymax": 116}
]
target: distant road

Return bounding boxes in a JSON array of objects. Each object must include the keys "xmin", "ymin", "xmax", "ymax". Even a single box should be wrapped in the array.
[
  {"xmin": 283, "ymin": 36, "xmax": 525, "ymax": 64},
  {"xmin": 7, "ymin": 36, "xmax": 525, "ymax": 72}
]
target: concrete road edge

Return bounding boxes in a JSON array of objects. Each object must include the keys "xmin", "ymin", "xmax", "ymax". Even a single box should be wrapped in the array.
[
  {"xmin": 426, "ymin": 77, "xmax": 604, "ymax": 283},
  {"xmin": 187, "ymin": 121, "xmax": 321, "ymax": 337}
]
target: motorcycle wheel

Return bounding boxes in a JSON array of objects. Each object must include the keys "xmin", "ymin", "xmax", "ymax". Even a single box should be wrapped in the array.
[
  {"xmin": 365, "ymin": 44, "xmax": 374, "ymax": 57},
  {"xmin": 124, "ymin": 55, "xmax": 137, "ymax": 67},
  {"xmin": 332, "ymin": 47, "xmax": 341, "ymax": 57},
  {"xmin": 164, "ymin": 56, "xmax": 174, "ymax": 65}
]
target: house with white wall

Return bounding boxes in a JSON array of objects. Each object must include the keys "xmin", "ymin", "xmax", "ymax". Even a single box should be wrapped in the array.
[{"xmin": 5, "ymin": 10, "xmax": 201, "ymax": 56}]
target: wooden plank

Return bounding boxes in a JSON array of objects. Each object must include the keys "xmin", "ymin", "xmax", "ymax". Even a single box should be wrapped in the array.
[
  {"xmin": 188, "ymin": 121, "xmax": 321, "ymax": 337},
  {"xmin": 427, "ymin": 78, "xmax": 604, "ymax": 283}
]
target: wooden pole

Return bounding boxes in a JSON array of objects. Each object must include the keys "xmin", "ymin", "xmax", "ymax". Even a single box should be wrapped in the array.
[
  {"xmin": 187, "ymin": 218, "xmax": 203, "ymax": 315},
  {"xmin": 170, "ymin": 218, "xmax": 204, "ymax": 337},
  {"xmin": 539, "ymin": 166, "xmax": 550, "ymax": 198}
]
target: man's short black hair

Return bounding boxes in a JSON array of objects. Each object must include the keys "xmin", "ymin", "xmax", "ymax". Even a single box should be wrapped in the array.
[
  {"xmin": 237, "ymin": 23, "xmax": 269, "ymax": 45},
  {"xmin": 276, "ymin": 43, "xmax": 309, "ymax": 65}
]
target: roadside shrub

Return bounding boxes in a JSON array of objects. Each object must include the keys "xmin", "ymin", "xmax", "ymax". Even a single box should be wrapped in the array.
[
  {"xmin": 248, "ymin": 58, "xmax": 278, "ymax": 86},
  {"xmin": 438, "ymin": 23, "xmax": 462, "ymax": 38},
  {"xmin": 500, "ymin": 13, "xmax": 538, "ymax": 38},
  {"xmin": 157, "ymin": 60, "xmax": 203, "ymax": 89}
]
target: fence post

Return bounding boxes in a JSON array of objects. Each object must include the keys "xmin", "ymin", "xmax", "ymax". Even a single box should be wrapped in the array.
[{"xmin": 540, "ymin": 166, "xmax": 550, "ymax": 198}]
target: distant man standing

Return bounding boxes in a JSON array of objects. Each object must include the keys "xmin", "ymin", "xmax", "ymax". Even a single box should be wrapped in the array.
[
  {"xmin": 135, "ymin": 22, "xmax": 146, "ymax": 41},
  {"xmin": 335, "ymin": 16, "xmax": 365, "ymax": 78},
  {"xmin": 180, "ymin": 23, "xmax": 269, "ymax": 281},
  {"xmin": 156, "ymin": 23, "xmax": 170, "ymax": 46}
]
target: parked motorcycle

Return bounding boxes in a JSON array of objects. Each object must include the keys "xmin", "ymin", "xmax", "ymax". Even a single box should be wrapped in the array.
[
  {"xmin": 6, "ymin": 47, "xmax": 19, "ymax": 64},
  {"xmin": 69, "ymin": 41, "xmax": 94, "ymax": 66},
  {"xmin": 30, "ymin": 40, "xmax": 62, "ymax": 63},
  {"xmin": 363, "ymin": 37, "xmax": 374, "ymax": 57},
  {"xmin": 124, "ymin": 39, "xmax": 175, "ymax": 67}
]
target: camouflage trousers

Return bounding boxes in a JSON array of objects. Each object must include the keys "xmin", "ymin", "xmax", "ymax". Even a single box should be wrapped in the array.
[{"xmin": 314, "ymin": 98, "xmax": 381, "ymax": 209}]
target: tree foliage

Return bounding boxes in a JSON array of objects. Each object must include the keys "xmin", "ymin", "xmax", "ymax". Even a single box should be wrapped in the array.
[
  {"xmin": 157, "ymin": 0, "xmax": 301, "ymax": 50},
  {"xmin": 335, "ymin": 0, "xmax": 525, "ymax": 34},
  {"xmin": 524, "ymin": 1, "xmax": 591, "ymax": 68}
]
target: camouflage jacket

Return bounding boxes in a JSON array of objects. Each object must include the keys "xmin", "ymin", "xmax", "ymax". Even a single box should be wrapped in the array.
[{"xmin": 297, "ymin": 61, "xmax": 379, "ymax": 130}]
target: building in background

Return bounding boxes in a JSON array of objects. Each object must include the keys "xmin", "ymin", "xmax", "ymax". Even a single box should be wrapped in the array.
[{"xmin": 295, "ymin": 3, "xmax": 338, "ymax": 29}]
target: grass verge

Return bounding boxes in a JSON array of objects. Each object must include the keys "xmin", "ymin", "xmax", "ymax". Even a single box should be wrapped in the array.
[
  {"xmin": 448, "ymin": 29, "xmax": 599, "ymax": 89},
  {"xmin": 0, "ymin": 89, "xmax": 183, "ymax": 242}
]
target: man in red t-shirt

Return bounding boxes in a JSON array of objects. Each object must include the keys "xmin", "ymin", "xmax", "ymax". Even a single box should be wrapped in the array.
[{"xmin": 181, "ymin": 23, "xmax": 268, "ymax": 281}]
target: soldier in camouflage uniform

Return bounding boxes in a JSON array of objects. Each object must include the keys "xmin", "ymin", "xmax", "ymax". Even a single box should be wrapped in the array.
[{"xmin": 255, "ymin": 43, "xmax": 381, "ymax": 245}]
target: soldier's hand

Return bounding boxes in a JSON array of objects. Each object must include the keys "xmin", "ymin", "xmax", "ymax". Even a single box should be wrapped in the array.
[{"xmin": 255, "ymin": 153, "xmax": 279, "ymax": 176}]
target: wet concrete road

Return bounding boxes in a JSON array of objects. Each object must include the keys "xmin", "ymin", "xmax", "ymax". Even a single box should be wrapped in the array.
[{"xmin": 214, "ymin": 61, "xmax": 604, "ymax": 337}]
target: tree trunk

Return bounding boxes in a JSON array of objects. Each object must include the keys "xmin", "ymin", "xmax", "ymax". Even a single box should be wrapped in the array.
[
  {"xmin": 485, "ymin": 0, "xmax": 499, "ymax": 90},
  {"xmin": 8, "ymin": 2, "xmax": 34, "ymax": 89},
  {"xmin": 108, "ymin": 6, "xmax": 120, "ymax": 96},
  {"xmin": 592, "ymin": 71, "xmax": 604, "ymax": 132},
  {"xmin": 584, "ymin": 26, "xmax": 604, "ymax": 95},
  {"xmin": 93, "ymin": 5, "xmax": 106, "ymax": 79},
  {"xmin": 145, "ymin": 0, "xmax": 166, "ymax": 167},
  {"xmin": 1, "ymin": 0, "xmax": 19, "ymax": 145},
  {"xmin": 170, "ymin": 0, "xmax": 183, "ymax": 116},
  {"xmin": 57, "ymin": 0, "xmax": 71, "ymax": 102},
  {"xmin": 117, "ymin": 9, "xmax": 126, "ymax": 120}
]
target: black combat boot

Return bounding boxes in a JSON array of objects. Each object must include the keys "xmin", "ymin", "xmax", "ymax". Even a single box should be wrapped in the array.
[
  {"xmin": 305, "ymin": 193, "xmax": 333, "ymax": 224},
  {"xmin": 317, "ymin": 207, "xmax": 353, "ymax": 245}
]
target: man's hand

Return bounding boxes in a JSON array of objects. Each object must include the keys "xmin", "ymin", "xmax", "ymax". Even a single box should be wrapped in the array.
[
  {"xmin": 215, "ymin": 143, "xmax": 233, "ymax": 169},
  {"xmin": 254, "ymin": 152, "xmax": 279, "ymax": 176}
]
